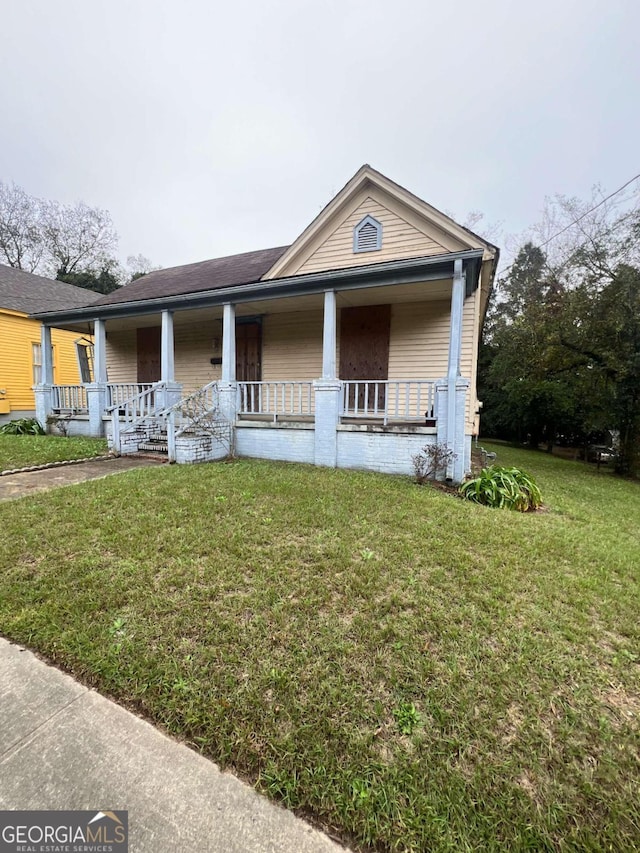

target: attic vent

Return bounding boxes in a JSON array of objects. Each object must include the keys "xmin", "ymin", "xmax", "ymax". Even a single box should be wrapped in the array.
[{"xmin": 353, "ymin": 215, "xmax": 382, "ymax": 253}]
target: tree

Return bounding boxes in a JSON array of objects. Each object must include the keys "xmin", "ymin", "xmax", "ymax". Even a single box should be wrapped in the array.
[
  {"xmin": 480, "ymin": 184, "xmax": 640, "ymax": 477},
  {"xmin": 56, "ymin": 263, "xmax": 121, "ymax": 295},
  {"xmin": 0, "ymin": 181, "xmax": 44, "ymax": 271},
  {"xmin": 41, "ymin": 199, "xmax": 118, "ymax": 277},
  {"xmin": 125, "ymin": 253, "xmax": 158, "ymax": 282}
]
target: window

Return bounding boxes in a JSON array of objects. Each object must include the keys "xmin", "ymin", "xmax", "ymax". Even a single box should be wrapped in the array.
[
  {"xmin": 32, "ymin": 342, "xmax": 41, "ymax": 385},
  {"xmin": 353, "ymin": 215, "xmax": 382, "ymax": 253},
  {"xmin": 32, "ymin": 341, "xmax": 55, "ymax": 384},
  {"xmin": 75, "ymin": 339, "xmax": 94, "ymax": 383}
]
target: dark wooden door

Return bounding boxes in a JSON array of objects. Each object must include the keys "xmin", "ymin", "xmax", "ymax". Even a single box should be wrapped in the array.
[
  {"xmin": 340, "ymin": 305, "xmax": 391, "ymax": 411},
  {"xmin": 236, "ymin": 322, "xmax": 262, "ymax": 382},
  {"xmin": 137, "ymin": 327, "xmax": 161, "ymax": 383}
]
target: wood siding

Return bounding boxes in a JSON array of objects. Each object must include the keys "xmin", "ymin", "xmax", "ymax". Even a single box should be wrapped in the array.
[
  {"xmin": 296, "ymin": 196, "xmax": 448, "ymax": 276},
  {"xmin": 0, "ymin": 310, "xmax": 81, "ymax": 413},
  {"xmin": 261, "ymin": 311, "xmax": 325, "ymax": 380},
  {"xmin": 388, "ymin": 296, "xmax": 477, "ymax": 426},
  {"xmin": 102, "ymin": 297, "xmax": 478, "ymax": 428}
]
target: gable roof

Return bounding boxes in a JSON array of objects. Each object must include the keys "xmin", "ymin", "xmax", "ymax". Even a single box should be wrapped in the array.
[
  {"xmin": 263, "ymin": 164, "xmax": 498, "ymax": 280},
  {"xmin": 0, "ymin": 264, "xmax": 100, "ymax": 314},
  {"xmin": 93, "ymin": 246, "xmax": 290, "ymax": 307}
]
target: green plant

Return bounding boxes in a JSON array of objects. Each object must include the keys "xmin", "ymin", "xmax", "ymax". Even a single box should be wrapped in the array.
[
  {"xmin": 0, "ymin": 417, "xmax": 45, "ymax": 435},
  {"xmin": 393, "ymin": 701, "xmax": 421, "ymax": 734},
  {"xmin": 459, "ymin": 465, "xmax": 542, "ymax": 511}
]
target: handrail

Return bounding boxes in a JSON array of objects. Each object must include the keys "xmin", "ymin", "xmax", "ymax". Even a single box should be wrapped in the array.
[
  {"xmin": 109, "ymin": 381, "xmax": 166, "ymax": 452},
  {"xmin": 341, "ymin": 379, "xmax": 438, "ymax": 426},
  {"xmin": 105, "ymin": 381, "xmax": 165, "ymax": 414},
  {"xmin": 156, "ymin": 380, "xmax": 219, "ymax": 417},
  {"xmin": 238, "ymin": 380, "xmax": 314, "ymax": 422}
]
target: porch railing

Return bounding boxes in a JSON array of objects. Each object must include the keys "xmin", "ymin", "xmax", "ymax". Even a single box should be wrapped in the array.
[
  {"xmin": 107, "ymin": 383, "xmax": 155, "ymax": 408},
  {"xmin": 52, "ymin": 384, "xmax": 88, "ymax": 413},
  {"xmin": 341, "ymin": 380, "xmax": 438, "ymax": 426},
  {"xmin": 238, "ymin": 381, "xmax": 314, "ymax": 421},
  {"xmin": 106, "ymin": 381, "xmax": 166, "ymax": 450}
]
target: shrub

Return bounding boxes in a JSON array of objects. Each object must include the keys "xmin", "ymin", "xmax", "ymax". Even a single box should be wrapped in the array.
[
  {"xmin": 0, "ymin": 417, "xmax": 45, "ymax": 436},
  {"xmin": 459, "ymin": 465, "xmax": 542, "ymax": 512},
  {"xmin": 412, "ymin": 442, "xmax": 456, "ymax": 483}
]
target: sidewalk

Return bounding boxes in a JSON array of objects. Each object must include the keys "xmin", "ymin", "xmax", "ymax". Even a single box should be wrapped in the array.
[
  {"xmin": 0, "ymin": 456, "xmax": 161, "ymax": 502},
  {"xmin": 0, "ymin": 638, "xmax": 346, "ymax": 852}
]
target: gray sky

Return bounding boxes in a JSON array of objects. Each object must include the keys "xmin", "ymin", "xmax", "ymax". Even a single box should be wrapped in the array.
[{"xmin": 1, "ymin": 0, "xmax": 638, "ymax": 270}]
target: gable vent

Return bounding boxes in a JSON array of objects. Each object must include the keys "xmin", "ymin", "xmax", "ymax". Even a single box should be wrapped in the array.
[{"xmin": 353, "ymin": 215, "xmax": 382, "ymax": 253}]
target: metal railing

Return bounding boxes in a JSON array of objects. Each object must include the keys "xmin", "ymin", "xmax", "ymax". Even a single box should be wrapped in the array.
[
  {"xmin": 341, "ymin": 380, "xmax": 438, "ymax": 425},
  {"xmin": 52, "ymin": 385, "xmax": 88, "ymax": 413},
  {"xmin": 107, "ymin": 383, "xmax": 155, "ymax": 408},
  {"xmin": 238, "ymin": 381, "xmax": 314, "ymax": 421},
  {"xmin": 106, "ymin": 381, "xmax": 166, "ymax": 451}
]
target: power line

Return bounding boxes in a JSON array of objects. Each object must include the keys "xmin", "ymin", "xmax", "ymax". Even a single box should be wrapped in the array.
[{"xmin": 498, "ymin": 170, "xmax": 640, "ymax": 277}]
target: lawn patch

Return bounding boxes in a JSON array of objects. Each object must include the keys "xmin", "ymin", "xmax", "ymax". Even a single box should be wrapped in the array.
[
  {"xmin": 0, "ymin": 452, "xmax": 638, "ymax": 851},
  {"xmin": 0, "ymin": 434, "xmax": 108, "ymax": 472}
]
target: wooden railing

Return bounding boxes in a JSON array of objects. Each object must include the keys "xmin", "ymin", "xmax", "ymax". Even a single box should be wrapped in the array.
[
  {"xmin": 341, "ymin": 380, "xmax": 438, "ymax": 425},
  {"xmin": 238, "ymin": 381, "xmax": 314, "ymax": 421},
  {"xmin": 52, "ymin": 385, "xmax": 88, "ymax": 413},
  {"xmin": 107, "ymin": 383, "xmax": 155, "ymax": 408},
  {"xmin": 106, "ymin": 382, "xmax": 166, "ymax": 451}
]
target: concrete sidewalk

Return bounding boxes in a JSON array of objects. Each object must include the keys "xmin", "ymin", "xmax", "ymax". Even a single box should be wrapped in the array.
[
  {"xmin": 0, "ymin": 456, "xmax": 161, "ymax": 502},
  {"xmin": 0, "ymin": 639, "xmax": 346, "ymax": 852}
]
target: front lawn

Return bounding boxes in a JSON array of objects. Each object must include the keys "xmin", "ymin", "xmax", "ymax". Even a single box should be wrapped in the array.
[
  {"xmin": 0, "ymin": 450, "xmax": 638, "ymax": 851},
  {"xmin": 0, "ymin": 434, "xmax": 108, "ymax": 472}
]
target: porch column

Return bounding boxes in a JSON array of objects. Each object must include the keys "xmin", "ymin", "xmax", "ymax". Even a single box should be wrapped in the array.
[
  {"xmin": 41, "ymin": 324, "xmax": 54, "ymax": 385},
  {"xmin": 34, "ymin": 324, "xmax": 54, "ymax": 429},
  {"xmin": 161, "ymin": 310, "xmax": 175, "ymax": 383},
  {"xmin": 219, "ymin": 303, "xmax": 238, "ymax": 423},
  {"xmin": 314, "ymin": 289, "xmax": 341, "ymax": 467},
  {"xmin": 322, "ymin": 290, "xmax": 337, "ymax": 379},
  {"xmin": 87, "ymin": 318, "xmax": 108, "ymax": 437},
  {"xmin": 221, "ymin": 303, "xmax": 236, "ymax": 382},
  {"xmin": 445, "ymin": 259, "xmax": 466, "ymax": 481}
]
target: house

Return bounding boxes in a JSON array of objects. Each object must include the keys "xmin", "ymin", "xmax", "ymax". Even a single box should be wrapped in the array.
[
  {"xmin": 0, "ymin": 265, "xmax": 98, "ymax": 424},
  {"xmin": 32, "ymin": 166, "xmax": 499, "ymax": 481}
]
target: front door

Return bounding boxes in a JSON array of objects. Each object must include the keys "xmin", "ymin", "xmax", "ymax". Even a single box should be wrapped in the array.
[
  {"xmin": 236, "ymin": 321, "xmax": 262, "ymax": 382},
  {"xmin": 339, "ymin": 305, "xmax": 391, "ymax": 411},
  {"xmin": 137, "ymin": 326, "xmax": 161, "ymax": 383}
]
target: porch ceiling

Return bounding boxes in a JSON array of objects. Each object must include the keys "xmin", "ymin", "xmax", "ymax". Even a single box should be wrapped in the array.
[{"xmin": 50, "ymin": 278, "xmax": 455, "ymax": 334}]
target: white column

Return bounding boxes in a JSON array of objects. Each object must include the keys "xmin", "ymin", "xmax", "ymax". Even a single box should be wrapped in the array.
[
  {"xmin": 446, "ymin": 259, "xmax": 465, "ymax": 479},
  {"xmin": 322, "ymin": 290, "xmax": 337, "ymax": 379},
  {"xmin": 94, "ymin": 319, "xmax": 107, "ymax": 384},
  {"xmin": 161, "ymin": 310, "xmax": 175, "ymax": 383},
  {"xmin": 221, "ymin": 303, "xmax": 236, "ymax": 382},
  {"xmin": 41, "ymin": 324, "xmax": 53, "ymax": 385}
]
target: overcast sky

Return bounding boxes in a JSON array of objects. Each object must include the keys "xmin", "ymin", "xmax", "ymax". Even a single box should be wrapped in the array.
[{"xmin": 1, "ymin": 0, "xmax": 638, "ymax": 271}]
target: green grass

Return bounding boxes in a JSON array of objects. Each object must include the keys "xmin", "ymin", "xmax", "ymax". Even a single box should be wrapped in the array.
[
  {"xmin": 0, "ymin": 434, "xmax": 108, "ymax": 471},
  {"xmin": 0, "ymin": 447, "xmax": 638, "ymax": 851}
]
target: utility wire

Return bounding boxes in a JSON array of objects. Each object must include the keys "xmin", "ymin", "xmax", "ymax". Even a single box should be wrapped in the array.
[{"xmin": 497, "ymin": 171, "xmax": 640, "ymax": 277}]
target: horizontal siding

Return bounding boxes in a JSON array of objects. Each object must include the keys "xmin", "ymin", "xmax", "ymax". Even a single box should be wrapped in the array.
[
  {"xmin": 0, "ymin": 312, "xmax": 80, "ymax": 412},
  {"xmin": 262, "ymin": 310, "xmax": 326, "ymax": 380},
  {"xmin": 106, "ymin": 329, "xmax": 137, "ymax": 383},
  {"xmin": 297, "ymin": 196, "xmax": 447, "ymax": 275},
  {"xmin": 389, "ymin": 296, "xmax": 477, "ymax": 424},
  {"xmin": 175, "ymin": 321, "xmax": 220, "ymax": 392}
]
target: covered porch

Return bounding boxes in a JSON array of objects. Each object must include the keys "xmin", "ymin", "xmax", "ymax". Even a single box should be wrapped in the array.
[{"xmin": 35, "ymin": 252, "xmax": 480, "ymax": 481}]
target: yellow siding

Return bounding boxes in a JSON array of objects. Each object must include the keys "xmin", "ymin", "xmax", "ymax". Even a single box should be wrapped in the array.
[
  {"xmin": 0, "ymin": 309, "xmax": 81, "ymax": 413},
  {"xmin": 296, "ymin": 195, "xmax": 448, "ymax": 276}
]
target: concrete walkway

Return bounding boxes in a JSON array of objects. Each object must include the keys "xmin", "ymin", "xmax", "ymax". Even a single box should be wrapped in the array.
[
  {"xmin": 0, "ymin": 638, "xmax": 346, "ymax": 852},
  {"xmin": 0, "ymin": 456, "xmax": 161, "ymax": 502}
]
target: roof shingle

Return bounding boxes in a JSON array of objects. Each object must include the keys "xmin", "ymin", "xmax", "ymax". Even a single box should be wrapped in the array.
[
  {"xmin": 92, "ymin": 246, "xmax": 290, "ymax": 306},
  {"xmin": 0, "ymin": 265, "xmax": 100, "ymax": 314}
]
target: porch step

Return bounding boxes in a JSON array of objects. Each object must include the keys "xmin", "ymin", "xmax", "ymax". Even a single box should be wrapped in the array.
[{"xmin": 138, "ymin": 440, "xmax": 168, "ymax": 453}]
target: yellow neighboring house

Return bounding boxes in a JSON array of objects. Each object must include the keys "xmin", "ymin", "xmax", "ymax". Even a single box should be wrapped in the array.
[{"xmin": 0, "ymin": 265, "xmax": 98, "ymax": 423}]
